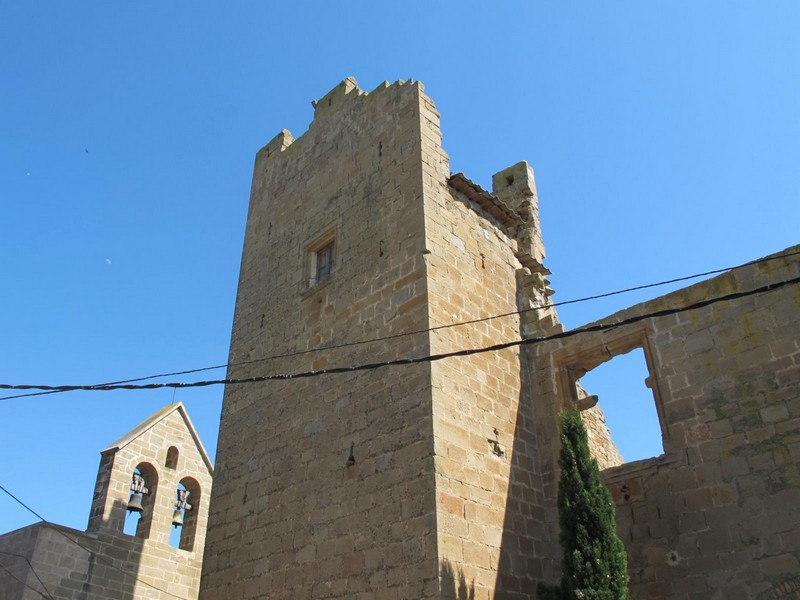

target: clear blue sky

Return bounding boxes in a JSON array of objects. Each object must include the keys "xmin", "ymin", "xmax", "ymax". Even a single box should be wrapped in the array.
[{"xmin": 1, "ymin": 3, "xmax": 798, "ymax": 534}]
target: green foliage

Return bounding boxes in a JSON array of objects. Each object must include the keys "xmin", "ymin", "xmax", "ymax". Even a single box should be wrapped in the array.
[{"xmin": 546, "ymin": 411, "xmax": 630, "ymax": 600}]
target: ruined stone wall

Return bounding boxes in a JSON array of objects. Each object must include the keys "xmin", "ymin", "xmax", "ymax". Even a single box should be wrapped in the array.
[
  {"xmin": 425, "ymin": 152, "xmax": 595, "ymax": 599},
  {"xmin": 201, "ymin": 79, "xmax": 442, "ymax": 599},
  {"xmin": 531, "ymin": 246, "xmax": 800, "ymax": 599}
]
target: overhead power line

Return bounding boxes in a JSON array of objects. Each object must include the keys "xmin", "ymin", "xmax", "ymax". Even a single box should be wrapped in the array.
[
  {"xmin": 1, "ymin": 274, "xmax": 797, "ymax": 395},
  {"xmin": 0, "ymin": 551, "xmax": 54, "ymax": 600},
  {"xmin": 1, "ymin": 249, "xmax": 798, "ymax": 402}
]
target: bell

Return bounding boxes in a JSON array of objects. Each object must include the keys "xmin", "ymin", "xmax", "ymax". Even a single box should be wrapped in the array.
[
  {"xmin": 172, "ymin": 508, "xmax": 184, "ymax": 528},
  {"xmin": 127, "ymin": 492, "xmax": 144, "ymax": 514}
]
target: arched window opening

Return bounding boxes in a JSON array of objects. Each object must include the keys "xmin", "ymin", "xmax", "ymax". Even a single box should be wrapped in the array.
[
  {"xmin": 165, "ymin": 446, "xmax": 179, "ymax": 470},
  {"xmin": 123, "ymin": 463, "xmax": 159, "ymax": 538},
  {"xmin": 169, "ymin": 477, "xmax": 201, "ymax": 551}
]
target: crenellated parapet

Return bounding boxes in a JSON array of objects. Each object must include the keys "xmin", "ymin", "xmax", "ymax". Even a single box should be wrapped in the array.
[{"xmin": 254, "ymin": 77, "xmax": 423, "ymax": 167}]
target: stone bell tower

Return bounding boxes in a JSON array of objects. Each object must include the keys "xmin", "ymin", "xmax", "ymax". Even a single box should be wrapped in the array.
[
  {"xmin": 87, "ymin": 402, "xmax": 214, "ymax": 598},
  {"xmin": 0, "ymin": 402, "xmax": 213, "ymax": 600}
]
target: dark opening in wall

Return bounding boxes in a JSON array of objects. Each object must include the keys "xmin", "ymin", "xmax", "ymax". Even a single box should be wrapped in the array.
[
  {"xmin": 306, "ymin": 228, "xmax": 337, "ymax": 289},
  {"xmin": 165, "ymin": 446, "xmax": 179, "ymax": 469}
]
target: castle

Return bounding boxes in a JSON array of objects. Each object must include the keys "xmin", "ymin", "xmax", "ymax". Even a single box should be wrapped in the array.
[
  {"xmin": 2, "ymin": 78, "xmax": 796, "ymax": 600},
  {"xmin": 199, "ymin": 78, "xmax": 800, "ymax": 599}
]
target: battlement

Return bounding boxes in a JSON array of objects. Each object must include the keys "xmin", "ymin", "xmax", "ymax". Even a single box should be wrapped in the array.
[
  {"xmin": 253, "ymin": 77, "xmax": 552, "ymax": 314},
  {"xmin": 311, "ymin": 76, "xmax": 421, "ymax": 117},
  {"xmin": 256, "ymin": 77, "xmax": 423, "ymax": 163},
  {"xmin": 254, "ymin": 78, "xmax": 542, "ymax": 271}
]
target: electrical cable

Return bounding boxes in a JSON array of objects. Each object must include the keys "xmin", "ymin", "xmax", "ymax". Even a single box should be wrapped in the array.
[
  {"xmin": 1, "ymin": 249, "xmax": 798, "ymax": 402},
  {"xmin": 46, "ymin": 528, "xmax": 188, "ymax": 600},
  {"xmin": 0, "ymin": 269, "xmax": 796, "ymax": 599},
  {"xmin": 0, "ymin": 561, "xmax": 49, "ymax": 600},
  {"xmin": 1, "ymin": 274, "xmax": 796, "ymax": 395},
  {"xmin": 0, "ymin": 552, "xmax": 54, "ymax": 600},
  {"xmin": 0, "ymin": 484, "xmax": 188, "ymax": 600},
  {"xmin": 0, "ymin": 484, "xmax": 47, "ymax": 522}
]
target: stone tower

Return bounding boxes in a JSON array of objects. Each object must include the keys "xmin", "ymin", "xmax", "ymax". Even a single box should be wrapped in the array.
[
  {"xmin": 201, "ymin": 76, "xmax": 800, "ymax": 599},
  {"xmin": 200, "ymin": 78, "xmax": 568, "ymax": 599}
]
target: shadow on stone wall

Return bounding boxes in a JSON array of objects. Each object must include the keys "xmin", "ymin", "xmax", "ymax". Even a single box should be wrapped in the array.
[
  {"xmin": 48, "ymin": 498, "xmax": 144, "ymax": 599},
  {"xmin": 491, "ymin": 342, "xmax": 560, "ymax": 598},
  {"xmin": 440, "ymin": 559, "xmax": 475, "ymax": 600},
  {"xmin": 0, "ymin": 499, "xmax": 146, "ymax": 600}
]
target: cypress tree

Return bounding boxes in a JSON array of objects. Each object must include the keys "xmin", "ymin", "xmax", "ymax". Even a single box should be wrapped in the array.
[{"xmin": 540, "ymin": 411, "xmax": 629, "ymax": 599}]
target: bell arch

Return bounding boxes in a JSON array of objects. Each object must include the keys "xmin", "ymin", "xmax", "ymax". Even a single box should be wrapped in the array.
[
  {"xmin": 123, "ymin": 461, "xmax": 159, "ymax": 539},
  {"xmin": 172, "ymin": 476, "xmax": 201, "ymax": 551}
]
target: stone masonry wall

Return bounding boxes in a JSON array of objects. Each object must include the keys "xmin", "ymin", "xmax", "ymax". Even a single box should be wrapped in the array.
[
  {"xmin": 0, "ymin": 524, "xmax": 137, "ymax": 600},
  {"xmin": 0, "ymin": 524, "xmax": 98, "ymax": 600},
  {"xmin": 0, "ymin": 524, "xmax": 39, "ymax": 599},
  {"xmin": 426, "ymin": 172, "xmax": 526, "ymax": 598},
  {"xmin": 531, "ymin": 246, "xmax": 800, "ymax": 599}
]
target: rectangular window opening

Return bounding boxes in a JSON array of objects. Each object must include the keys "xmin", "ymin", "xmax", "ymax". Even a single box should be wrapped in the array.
[
  {"xmin": 316, "ymin": 241, "xmax": 334, "ymax": 282},
  {"xmin": 577, "ymin": 346, "xmax": 665, "ymax": 468},
  {"xmin": 306, "ymin": 229, "xmax": 337, "ymax": 289}
]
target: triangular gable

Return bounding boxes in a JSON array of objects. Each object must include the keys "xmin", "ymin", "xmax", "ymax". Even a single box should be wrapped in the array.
[{"xmin": 102, "ymin": 402, "xmax": 214, "ymax": 475}]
